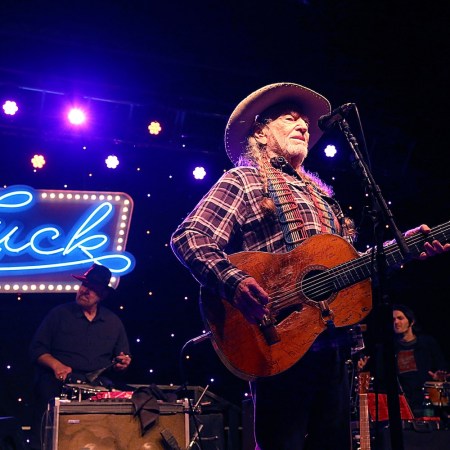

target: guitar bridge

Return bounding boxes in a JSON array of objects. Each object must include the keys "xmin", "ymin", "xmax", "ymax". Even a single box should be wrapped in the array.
[
  {"xmin": 318, "ymin": 301, "xmax": 335, "ymax": 328},
  {"xmin": 259, "ymin": 315, "xmax": 280, "ymax": 345}
]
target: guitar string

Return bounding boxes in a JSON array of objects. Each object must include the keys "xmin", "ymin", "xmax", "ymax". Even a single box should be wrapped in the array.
[
  {"xmin": 268, "ymin": 222, "xmax": 450, "ymax": 310},
  {"xmin": 270, "ymin": 221, "xmax": 450, "ymax": 308},
  {"xmin": 265, "ymin": 222, "xmax": 450, "ymax": 313}
]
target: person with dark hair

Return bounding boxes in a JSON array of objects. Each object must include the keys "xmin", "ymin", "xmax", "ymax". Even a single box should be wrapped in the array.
[
  {"xmin": 393, "ymin": 304, "xmax": 448, "ymax": 415},
  {"xmin": 170, "ymin": 82, "xmax": 449, "ymax": 449},
  {"xmin": 29, "ymin": 263, "xmax": 131, "ymax": 449}
]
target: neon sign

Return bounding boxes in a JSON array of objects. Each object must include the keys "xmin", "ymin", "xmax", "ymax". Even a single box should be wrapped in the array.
[{"xmin": 0, "ymin": 185, "xmax": 135, "ymax": 293}]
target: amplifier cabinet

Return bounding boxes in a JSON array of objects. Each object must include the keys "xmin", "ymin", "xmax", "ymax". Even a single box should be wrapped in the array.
[
  {"xmin": 378, "ymin": 427, "xmax": 450, "ymax": 450},
  {"xmin": 43, "ymin": 398, "xmax": 189, "ymax": 450}
]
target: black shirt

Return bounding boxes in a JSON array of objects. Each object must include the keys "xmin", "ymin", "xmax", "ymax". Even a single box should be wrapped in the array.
[{"xmin": 30, "ymin": 302, "xmax": 130, "ymax": 372}]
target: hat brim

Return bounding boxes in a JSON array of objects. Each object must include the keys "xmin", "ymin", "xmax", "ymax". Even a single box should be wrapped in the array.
[
  {"xmin": 224, "ymin": 82, "xmax": 331, "ymax": 165},
  {"xmin": 72, "ymin": 274, "xmax": 114, "ymax": 292}
]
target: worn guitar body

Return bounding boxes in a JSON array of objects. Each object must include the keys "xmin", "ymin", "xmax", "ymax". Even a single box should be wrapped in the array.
[
  {"xmin": 200, "ymin": 234, "xmax": 372, "ymax": 380},
  {"xmin": 200, "ymin": 221, "xmax": 450, "ymax": 380}
]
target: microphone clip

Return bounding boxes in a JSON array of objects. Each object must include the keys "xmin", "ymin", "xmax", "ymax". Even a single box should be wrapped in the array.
[{"xmin": 318, "ymin": 102, "xmax": 355, "ymax": 131}]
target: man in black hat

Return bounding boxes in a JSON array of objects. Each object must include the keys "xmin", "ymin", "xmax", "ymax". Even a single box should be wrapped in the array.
[
  {"xmin": 170, "ymin": 83, "xmax": 449, "ymax": 449},
  {"xmin": 29, "ymin": 263, "xmax": 131, "ymax": 449}
]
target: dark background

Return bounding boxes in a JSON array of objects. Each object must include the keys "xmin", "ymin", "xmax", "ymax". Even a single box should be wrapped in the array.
[{"xmin": 0, "ymin": 0, "xmax": 449, "ymax": 440}]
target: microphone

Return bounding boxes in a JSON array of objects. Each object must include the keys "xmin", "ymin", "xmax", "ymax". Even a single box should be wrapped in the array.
[
  {"xmin": 188, "ymin": 331, "xmax": 212, "ymax": 345},
  {"xmin": 318, "ymin": 102, "xmax": 355, "ymax": 131}
]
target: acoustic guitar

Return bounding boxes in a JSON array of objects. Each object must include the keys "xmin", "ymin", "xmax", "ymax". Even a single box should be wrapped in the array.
[{"xmin": 200, "ymin": 221, "xmax": 449, "ymax": 380}]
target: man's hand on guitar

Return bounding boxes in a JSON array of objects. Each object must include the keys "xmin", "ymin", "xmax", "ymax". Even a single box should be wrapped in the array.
[
  {"xmin": 232, "ymin": 277, "xmax": 270, "ymax": 324},
  {"xmin": 406, "ymin": 224, "xmax": 450, "ymax": 260}
]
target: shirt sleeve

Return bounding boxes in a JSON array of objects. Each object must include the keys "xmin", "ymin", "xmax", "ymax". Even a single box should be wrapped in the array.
[
  {"xmin": 426, "ymin": 335, "xmax": 448, "ymax": 372},
  {"xmin": 113, "ymin": 318, "xmax": 130, "ymax": 356},
  {"xmin": 170, "ymin": 169, "xmax": 254, "ymax": 301},
  {"xmin": 29, "ymin": 309, "xmax": 57, "ymax": 363}
]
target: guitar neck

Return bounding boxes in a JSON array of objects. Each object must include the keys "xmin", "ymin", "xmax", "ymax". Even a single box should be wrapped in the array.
[
  {"xmin": 331, "ymin": 221, "xmax": 450, "ymax": 292},
  {"xmin": 358, "ymin": 372, "xmax": 371, "ymax": 450},
  {"xmin": 359, "ymin": 393, "xmax": 371, "ymax": 450},
  {"xmin": 382, "ymin": 221, "xmax": 450, "ymax": 267}
]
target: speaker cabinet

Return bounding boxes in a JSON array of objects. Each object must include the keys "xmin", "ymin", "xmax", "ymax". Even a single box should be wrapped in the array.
[
  {"xmin": 378, "ymin": 426, "xmax": 450, "ymax": 450},
  {"xmin": 44, "ymin": 399, "xmax": 189, "ymax": 450}
]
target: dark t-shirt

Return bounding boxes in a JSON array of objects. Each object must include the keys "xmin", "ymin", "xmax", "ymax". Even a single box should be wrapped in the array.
[{"xmin": 396, "ymin": 334, "xmax": 448, "ymax": 412}]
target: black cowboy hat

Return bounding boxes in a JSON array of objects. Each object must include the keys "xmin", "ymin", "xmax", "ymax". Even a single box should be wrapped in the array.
[{"xmin": 72, "ymin": 263, "xmax": 114, "ymax": 291}]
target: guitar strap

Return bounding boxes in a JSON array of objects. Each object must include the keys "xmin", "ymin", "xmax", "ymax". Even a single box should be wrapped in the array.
[
  {"xmin": 266, "ymin": 157, "xmax": 340, "ymax": 250},
  {"xmin": 266, "ymin": 157, "xmax": 339, "ymax": 325},
  {"xmin": 266, "ymin": 160, "xmax": 309, "ymax": 251}
]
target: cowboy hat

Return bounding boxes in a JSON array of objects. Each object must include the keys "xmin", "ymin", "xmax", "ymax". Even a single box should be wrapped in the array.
[
  {"xmin": 224, "ymin": 82, "xmax": 331, "ymax": 164},
  {"xmin": 72, "ymin": 263, "xmax": 114, "ymax": 292}
]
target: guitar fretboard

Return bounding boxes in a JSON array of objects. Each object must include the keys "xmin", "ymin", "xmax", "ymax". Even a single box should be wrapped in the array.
[{"xmin": 303, "ymin": 221, "xmax": 450, "ymax": 300}]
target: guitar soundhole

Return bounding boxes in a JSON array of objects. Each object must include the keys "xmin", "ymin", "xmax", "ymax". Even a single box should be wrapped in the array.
[{"xmin": 301, "ymin": 268, "xmax": 334, "ymax": 302}]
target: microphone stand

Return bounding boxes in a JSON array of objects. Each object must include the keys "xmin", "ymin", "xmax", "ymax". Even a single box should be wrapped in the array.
[
  {"xmin": 178, "ymin": 333, "xmax": 212, "ymax": 450},
  {"xmin": 337, "ymin": 116, "xmax": 411, "ymax": 450}
]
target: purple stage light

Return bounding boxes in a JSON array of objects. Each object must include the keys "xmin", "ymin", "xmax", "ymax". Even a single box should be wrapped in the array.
[
  {"xmin": 67, "ymin": 108, "xmax": 87, "ymax": 125},
  {"xmin": 324, "ymin": 144, "xmax": 337, "ymax": 158},
  {"xmin": 193, "ymin": 166, "xmax": 206, "ymax": 180},
  {"xmin": 2, "ymin": 100, "xmax": 19, "ymax": 116},
  {"xmin": 105, "ymin": 155, "xmax": 120, "ymax": 169}
]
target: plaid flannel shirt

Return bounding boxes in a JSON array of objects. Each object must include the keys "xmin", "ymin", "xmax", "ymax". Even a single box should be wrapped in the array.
[{"xmin": 171, "ymin": 166, "xmax": 352, "ymax": 302}]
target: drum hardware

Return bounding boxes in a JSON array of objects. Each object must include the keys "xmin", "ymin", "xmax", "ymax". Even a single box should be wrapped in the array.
[{"xmin": 423, "ymin": 381, "xmax": 450, "ymax": 408}]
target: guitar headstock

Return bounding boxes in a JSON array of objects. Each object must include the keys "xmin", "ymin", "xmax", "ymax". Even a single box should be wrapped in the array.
[{"xmin": 358, "ymin": 372, "xmax": 371, "ymax": 394}]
